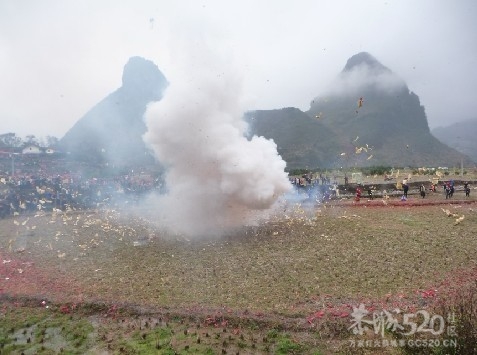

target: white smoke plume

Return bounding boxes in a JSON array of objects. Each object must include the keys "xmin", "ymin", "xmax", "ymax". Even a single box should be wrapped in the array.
[{"xmin": 142, "ymin": 47, "xmax": 290, "ymax": 238}]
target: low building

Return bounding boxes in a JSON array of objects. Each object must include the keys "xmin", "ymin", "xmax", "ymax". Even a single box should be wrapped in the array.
[{"xmin": 22, "ymin": 145, "xmax": 42, "ymax": 154}]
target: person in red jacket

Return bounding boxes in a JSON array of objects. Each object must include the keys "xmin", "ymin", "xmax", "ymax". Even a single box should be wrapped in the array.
[{"xmin": 355, "ymin": 186, "xmax": 362, "ymax": 202}]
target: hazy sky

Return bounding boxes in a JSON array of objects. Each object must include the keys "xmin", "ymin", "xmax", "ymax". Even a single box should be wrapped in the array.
[{"xmin": 1, "ymin": 0, "xmax": 476, "ymax": 139}]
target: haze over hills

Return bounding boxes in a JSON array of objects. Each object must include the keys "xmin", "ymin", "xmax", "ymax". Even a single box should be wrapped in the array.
[
  {"xmin": 59, "ymin": 57, "xmax": 168, "ymax": 168},
  {"xmin": 59, "ymin": 53, "xmax": 474, "ymax": 171},
  {"xmin": 248, "ymin": 52, "xmax": 473, "ymax": 169},
  {"xmin": 431, "ymin": 118, "xmax": 477, "ymax": 163}
]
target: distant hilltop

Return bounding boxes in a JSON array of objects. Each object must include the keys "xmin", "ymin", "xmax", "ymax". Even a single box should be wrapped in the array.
[
  {"xmin": 59, "ymin": 56, "xmax": 168, "ymax": 168},
  {"xmin": 59, "ymin": 52, "xmax": 473, "ymax": 170},
  {"xmin": 432, "ymin": 118, "xmax": 477, "ymax": 163},
  {"xmin": 247, "ymin": 52, "xmax": 473, "ymax": 168}
]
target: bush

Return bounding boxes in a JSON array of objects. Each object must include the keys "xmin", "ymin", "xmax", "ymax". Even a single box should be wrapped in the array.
[
  {"xmin": 360, "ymin": 166, "xmax": 393, "ymax": 176},
  {"xmin": 287, "ymin": 168, "xmax": 310, "ymax": 176},
  {"xmin": 397, "ymin": 281, "xmax": 477, "ymax": 355}
]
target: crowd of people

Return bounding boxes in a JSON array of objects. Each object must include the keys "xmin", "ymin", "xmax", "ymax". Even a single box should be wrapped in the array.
[
  {"xmin": 0, "ymin": 172, "xmax": 164, "ymax": 218},
  {"xmin": 0, "ymin": 157, "xmax": 164, "ymax": 218},
  {"xmin": 1, "ymin": 153, "xmax": 474, "ymax": 218},
  {"xmin": 355, "ymin": 179, "xmax": 472, "ymax": 202},
  {"xmin": 290, "ymin": 173, "xmax": 340, "ymax": 202},
  {"xmin": 290, "ymin": 171, "xmax": 473, "ymax": 204}
]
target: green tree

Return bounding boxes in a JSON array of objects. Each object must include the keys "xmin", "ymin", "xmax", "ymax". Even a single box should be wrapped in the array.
[{"xmin": 0, "ymin": 133, "xmax": 23, "ymax": 147}]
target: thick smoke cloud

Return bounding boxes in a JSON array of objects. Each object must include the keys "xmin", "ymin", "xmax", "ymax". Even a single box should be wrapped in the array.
[{"xmin": 142, "ymin": 55, "xmax": 291, "ymax": 237}]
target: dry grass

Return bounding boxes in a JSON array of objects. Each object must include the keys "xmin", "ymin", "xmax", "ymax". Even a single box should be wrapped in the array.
[{"xmin": 1, "ymin": 194, "xmax": 477, "ymax": 353}]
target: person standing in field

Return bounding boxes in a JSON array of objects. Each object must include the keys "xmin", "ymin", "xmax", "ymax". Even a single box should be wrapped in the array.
[
  {"xmin": 419, "ymin": 184, "xmax": 426, "ymax": 198},
  {"xmin": 355, "ymin": 186, "xmax": 362, "ymax": 202},
  {"xmin": 464, "ymin": 182, "xmax": 470, "ymax": 197},
  {"xmin": 403, "ymin": 181, "xmax": 409, "ymax": 198}
]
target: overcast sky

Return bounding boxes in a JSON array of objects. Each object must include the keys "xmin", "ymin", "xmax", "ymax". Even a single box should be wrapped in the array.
[{"xmin": 1, "ymin": 0, "xmax": 476, "ymax": 139}]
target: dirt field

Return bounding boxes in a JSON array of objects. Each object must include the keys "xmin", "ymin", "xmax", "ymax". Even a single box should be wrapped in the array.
[{"xmin": 1, "ymin": 189, "xmax": 477, "ymax": 354}]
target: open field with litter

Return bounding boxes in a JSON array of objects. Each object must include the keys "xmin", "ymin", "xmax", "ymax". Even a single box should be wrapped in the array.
[{"xmin": 1, "ymin": 191, "xmax": 477, "ymax": 354}]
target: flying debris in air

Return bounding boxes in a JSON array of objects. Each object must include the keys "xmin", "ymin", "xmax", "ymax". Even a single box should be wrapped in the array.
[
  {"xmin": 356, "ymin": 97, "xmax": 364, "ymax": 114},
  {"xmin": 315, "ymin": 112, "xmax": 323, "ymax": 120},
  {"xmin": 355, "ymin": 146, "xmax": 369, "ymax": 154},
  {"xmin": 358, "ymin": 97, "xmax": 364, "ymax": 108},
  {"xmin": 353, "ymin": 136, "xmax": 359, "ymax": 142},
  {"xmin": 354, "ymin": 143, "xmax": 373, "ymax": 158}
]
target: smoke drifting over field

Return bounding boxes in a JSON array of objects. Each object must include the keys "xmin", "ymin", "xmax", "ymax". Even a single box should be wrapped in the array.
[{"xmin": 142, "ymin": 49, "xmax": 290, "ymax": 237}]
